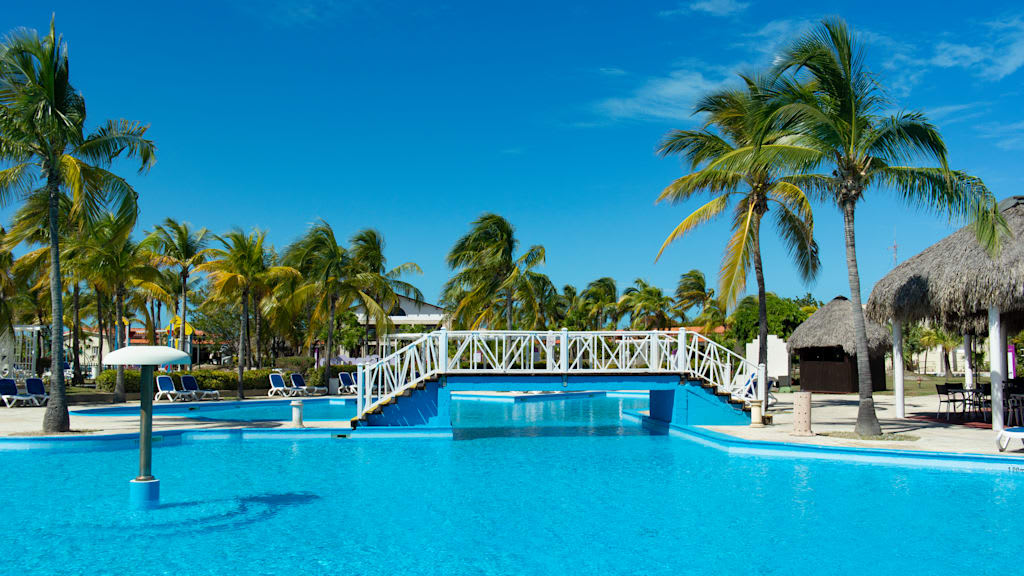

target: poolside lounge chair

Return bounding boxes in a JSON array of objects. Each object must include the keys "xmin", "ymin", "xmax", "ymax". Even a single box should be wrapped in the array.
[
  {"xmin": 155, "ymin": 375, "xmax": 196, "ymax": 402},
  {"xmin": 338, "ymin": 372, "xmax": 357, "ymax": 395},
  {"xmin": 0, "ymin": 378, "xmax": 34, "ymax": 407},
  {"xmin": 997, "ymin": 427, "xmax": 1024, "ymax": 452},
  {"xmin": 25, "ymin": 378, "xmax": 48, "ymax": 406},
  {"xmin": 180, "ymin": 375, "xmax": 220, "ymax": 401},
  {"xmin": 290, "ymin": 373, "xmax": 326, "ymax": 396},
  {"xmin": 269, "ymin": 373, "xmax": 302, "ymax": 397}
]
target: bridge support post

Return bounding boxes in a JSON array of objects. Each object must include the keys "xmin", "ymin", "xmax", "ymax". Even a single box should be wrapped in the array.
[
  {"xmin": 356, "ymin": 366, "xmax": 364, "ymax": 415},
  {"xmin": 438, "ymin": 328, "xmax": 448, "ymax": 374},
  {"xmin": 559, "ymin": 328, "xmax": 568, "ymax": 372},
  {"xmin": 650, "ymin": 334, "xmax": 660, "ymax": 370},
  {"xmin": 677, "ymin": 330, "xmax": 687, "ymax": 372},
  {"xmin": 757, "ymin": 363, "xmax": 767, "ymax": 412}
]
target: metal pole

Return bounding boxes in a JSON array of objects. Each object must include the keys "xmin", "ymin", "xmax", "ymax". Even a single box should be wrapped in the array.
[{"xmin": 138, "ymin": 364, "xmax": 155, "ymax": 480}]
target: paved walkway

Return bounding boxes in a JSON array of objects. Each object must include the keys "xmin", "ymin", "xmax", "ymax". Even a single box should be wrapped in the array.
[{"xmin": 709, "ymin": 392, "xmax": 1024, "ymax": 456}]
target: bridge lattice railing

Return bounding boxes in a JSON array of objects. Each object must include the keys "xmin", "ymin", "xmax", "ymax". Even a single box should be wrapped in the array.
[{"xmin": 356, "ymin": 329, "xmax": 764, "ymax": 419}]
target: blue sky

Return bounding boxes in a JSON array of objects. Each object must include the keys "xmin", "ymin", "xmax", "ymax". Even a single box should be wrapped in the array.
[{"xmin": 3, "ymin": 1, "xmax": 1023, "ymax": 306}]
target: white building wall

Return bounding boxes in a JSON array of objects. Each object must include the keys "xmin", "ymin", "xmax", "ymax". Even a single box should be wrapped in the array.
[{"xmin": 745, "ymin": 335, "xmax": 789, "ymax": 381}]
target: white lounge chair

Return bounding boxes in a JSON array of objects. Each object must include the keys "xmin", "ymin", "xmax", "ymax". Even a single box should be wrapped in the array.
[
  {"xmin": 269, "ymin": 373, "xmax": 302, "ymax": 397},
  {"xmin": 997, "ymin": 427, "xmax": 1024, "ymax": 452},
  {"xmin": 180, "ymin": 375, "xmax": 220, "ymax": 400},
  {"xmin": 0, "ymin": 379, "xmax": 34, "ymax": 407},
  {"xmin": 155, "ymin": 375, "xmax": 195, "ymax": 402},
  {"xmin": 25, "ymin": 378, "xmax": 48, "ymax": 406},
  {"xmin": 290, "ymin": 373, "xmax": 325, "ymax": 396}
]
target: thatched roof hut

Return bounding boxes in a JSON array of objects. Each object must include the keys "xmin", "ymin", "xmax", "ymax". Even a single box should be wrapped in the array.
[
  {"xmin": 867, "ymin": 196, "xmax": 1024, "ymax": 334},
  {"xmin": 788, "ymin": 296, "xmax": 891, "ymax": 356}
]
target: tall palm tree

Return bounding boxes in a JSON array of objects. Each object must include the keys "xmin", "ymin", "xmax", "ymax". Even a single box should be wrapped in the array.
[
  {"xmin": 0, "ymin": 20, "xmax": 155, "ymax": 432},
  {"xmin": 656, "ymin": 76, "xmax": 820, "ymax": 393},
  {"xmin": 75, "ymin": 208, "xmax": 165, "ymax": 402},
  {"xmin": 348, "ymin": 228, "xmax": 423, "ymax": 343},
  {"xmin": 198, "ymin": 229, "xmax": 295, "ymax": 398},
  {"xmin": 619, "ymin": 279, "xmax": 674, "ymax": 330},
  {"xmin": 442, "ymin": 213, "xmax": 545, "ymax": 329},
  {"xmin": 673, "ymin": 269, "xmax": 717, "ymax": 322},
  {"xmin": 772, "ymin": 18, "xmax": 998, "ymax": 435},
  {"xmin": 144, "ymin": 218, "xmax": 210, "ymax": 354}
]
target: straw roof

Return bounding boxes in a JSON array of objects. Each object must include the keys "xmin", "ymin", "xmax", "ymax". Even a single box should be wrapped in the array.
[
  {"xmin": 788, "ymin": 296, "xmax": 891, "ymax": 356},
  {"xmin": 867, "ymin": 196, "xmax": 1024, "ymax": 333}
]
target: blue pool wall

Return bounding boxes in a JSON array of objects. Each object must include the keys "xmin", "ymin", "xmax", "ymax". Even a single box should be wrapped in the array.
[{"xmin": 362, "ymin": 375, "xmax": 748, "ymax": 429}]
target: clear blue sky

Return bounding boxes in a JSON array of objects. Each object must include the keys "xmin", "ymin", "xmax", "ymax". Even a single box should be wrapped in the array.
[{"xmin": 3, "ymin": 1, "xmax": 1023, "ymax": 305}]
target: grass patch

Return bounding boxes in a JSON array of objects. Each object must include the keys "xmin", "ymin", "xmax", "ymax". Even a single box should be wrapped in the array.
[{"xmin": 820, "ymin": 431, "xmax": 919, "ymax": 442}]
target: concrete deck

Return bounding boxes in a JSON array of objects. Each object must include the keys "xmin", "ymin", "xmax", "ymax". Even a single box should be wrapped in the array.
[{"xmin": 709, "ymin": 392, "xmax": 1024, "ymax": 456}]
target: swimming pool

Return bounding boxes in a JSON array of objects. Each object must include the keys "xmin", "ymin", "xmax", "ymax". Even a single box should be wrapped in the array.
[
  {"xmin": 5, "ymin": 396, "xmax": 1024, "ymax": 575},
  {"xmin": 72, "ymin": 397, "xmax": 359, "ymax": 421}
]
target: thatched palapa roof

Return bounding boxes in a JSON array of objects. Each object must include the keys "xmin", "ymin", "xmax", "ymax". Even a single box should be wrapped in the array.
[
  {"xmin": 788, "ymin": 296, "xmax": 891, "ymax": 356},
  {"xmin": 866, "ymin": 196, "xmax": 1024, "ymax": 334}
]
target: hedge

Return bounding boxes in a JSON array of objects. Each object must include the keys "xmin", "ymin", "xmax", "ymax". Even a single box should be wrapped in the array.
[
  {"xmin": 96, "ymin": 368, "xmax": 280, "ymax": 393},
  {"xmin": 308, "ymin": 364, "xmax": 357, "ymax": 386}
]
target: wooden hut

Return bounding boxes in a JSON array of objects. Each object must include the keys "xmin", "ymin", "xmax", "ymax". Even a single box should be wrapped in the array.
[
  {"xmin": 788, "ymin": 296, "xmax": 890, "ymax": 393},
  {"xmin": 866, "ymin": 195, "xmax": 1024, "ymax": 428}
]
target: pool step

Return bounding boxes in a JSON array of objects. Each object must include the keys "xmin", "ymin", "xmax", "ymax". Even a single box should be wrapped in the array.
[{"xmin": 349, "ymin": 380, "xmax": 431, "ymax": 429}]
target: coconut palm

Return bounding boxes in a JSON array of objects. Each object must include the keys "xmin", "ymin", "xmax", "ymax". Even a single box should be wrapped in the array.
[
  {"xmin": 198, "ymin": 229, "xmax": 295, "ymax": 398},
  {"xmin": 74, "ymin": 209, "xmax": 166, "ymax": 401},
  {"xmin": 673, "ymin": 269, "xmax": 717, "ymax": 322},
  {"xmin": 0, "ymin": 20, "xmax": 155, "ymax": 431},
  {"xmin": 441, "ymin": 213, "xmax": 545, "ymax": 329},
  {"xmin": 580, "ymin": 277, "xmax": 620, "ymax": 329},
  {"xmin": 619, "ymin": 279, "xmax": 674, "ymax": 330},
  {"xmin": 772, "ymin": 18, "xmax": 998, "ymax": 435},
  {"xmin": 144, "ymin": 218, "xmax": 210, "ymax": 353},
  {"xmin": 348, "ymin": 228, "xmax": 423, "ymax": 340},
  {"xmin": 656, "ymin": 76, "xmax": 820, "ymax": 395}
]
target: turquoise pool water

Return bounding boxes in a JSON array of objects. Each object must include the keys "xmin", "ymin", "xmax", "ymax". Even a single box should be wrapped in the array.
[
  {"xmin": 73, "ymin": 398, "xmax": 358, "ymax": 421},
  {"xmin": 5, "ymin": 397, "xmax": 1024, "ymax": 575}
]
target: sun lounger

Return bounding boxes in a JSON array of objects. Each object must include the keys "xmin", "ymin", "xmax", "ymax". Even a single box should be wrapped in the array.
[
  {"xmin": 290, "ymin": 373, "xmax": 325, "ymax": 396},
  {"xmin": 180, "ymin": 374, "xmax": 220, "ymax": 400},
  {"xmin": 997, "ymin": 427, "xmax": 1024, "ymax": 452},
  {"xmin": 269, "ymin": 373, "xmax": 302, "ymax": 397},
  {"xmin": 338, "ymin": 372, "xmax": 357, "ymax": 395},
  {"xmin": 25, "ymin": 378, "xmax": 48, "ymax": 406},
  {"xmin": 155, "ymin": 375, "xmax": 195, "ymax": 402},
  {"xmin": 0, "ymin": 378, "xmax": 34, "ymax": 407}
]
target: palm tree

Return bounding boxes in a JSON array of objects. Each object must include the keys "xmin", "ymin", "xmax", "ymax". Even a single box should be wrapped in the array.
[
  {"xmin": 0, "ymin": 20, "xmax": 155, "ymax": 432},
  {"xmin": 144, "ymin": 218, "xmax": 210, "ymax": 354},
  {"xmin": 619, "ymin": 279, "xmax": 674, "ymax": 330},
  {"xmin": 580, "ymin": 277, "xmax": 619, "ymax": 329},
  {"xmin": 772, "ymin": 18, "xmax": 997, "ymax": 435},
  {"xmin": 656, "ymin": 76, "xmax": 820, "ymax": 396},
  {"xmin": 441, "ymin": 213, "xmax": 545, "ymax": 329},
  {"xmin": 673, "ymin": 269, "xmax": 717, "ymax": 322},
  {"xmin": 198, "ymin": 229, "xmax": 295, "ymax": 398},
  {"xmin": 348, "ymin": 228, "xmax": 423, "ymax": 343},
  {"xmin": 75, "ymin": 209, "xmax": 165, "ymax": 402}
]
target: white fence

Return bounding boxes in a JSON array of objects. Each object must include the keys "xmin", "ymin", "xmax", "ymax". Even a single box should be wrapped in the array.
[{"xmin": 356, "ymin": 329, "xmax": 765, "ymax": 419}]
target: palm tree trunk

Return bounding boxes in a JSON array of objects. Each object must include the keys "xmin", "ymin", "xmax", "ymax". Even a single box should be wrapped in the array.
[
  {"xmin": 114, "ymin": 288, "xmax": 126, "ymax": 403},
  {"xmin": 42, "ymin": 178, "xmax": 69, "ymax": 433},
  {"xmin": 72, "ymin": 282, "xmax": 83, "ymax": 385},
  {"xmin": 237, "ymin": 288, "xmax": 248, "ymax": 400},
  {"xmin": 943, "ymin": 349, "xmax": 952, "ymax": 378},
  {"xmin": 246, "ymin": 293, "xmax": 254, "ymax": 368},
  {"xmin": 96, "ymin": 289, "xmax": 104, "ymax": 369},
  {"xmin": 325, "ymin": 297, "xmax": 336, "ymax": 388},
  {"xmin": 751, "ymin": 216, "xmax": 769, "ymax": 371},
  {"xmin": 843, "ymin": 201, "xmax": 881, "ymax": 436},
  {"xmin": 179, "ymin": 271, "xmax": 188, "ymax": 352},
  {"xmin": 255, "ymin": 305, "xmax": 263, "ymax": 369}
]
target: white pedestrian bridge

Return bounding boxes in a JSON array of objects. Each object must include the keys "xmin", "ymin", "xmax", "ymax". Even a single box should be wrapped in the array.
[{"xmin": 350, "ymin": 329, "xmax": 767, "ymax": 434}]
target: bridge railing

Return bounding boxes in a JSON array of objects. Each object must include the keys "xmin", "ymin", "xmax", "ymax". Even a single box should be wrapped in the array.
[{"xmin": 356, "ymin": 329, "xmax": 764, "ymax": 419}]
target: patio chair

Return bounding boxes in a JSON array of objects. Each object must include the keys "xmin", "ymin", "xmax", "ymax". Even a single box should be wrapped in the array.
[
  {"xmin": 180, "ymin": 374, "xmax": 220, "ymax": 401},
  {"xmin": 290, "ymin": 373, "xmax": 325, "ymax": 396},
  {"xmin": 338, "ymin": 372, "xmax": 357, "ymax": 395},
  {"xmin": 25, "ymin": 378, "xmax": 48, "ymax": 406},
  {"xmin": 935, "ymin": 384, "xmax": 959, "ymax": 420},
  {"xmin": 155, "ymin": 375, "xmax": 195, "ymax": 402},
  {"xmin": 0, "ymin": 378, "xmax": 34, "ymax": 407},
  {"xmin": 268, "ymin": 373, "xmax": 302, "ymax": 397}
]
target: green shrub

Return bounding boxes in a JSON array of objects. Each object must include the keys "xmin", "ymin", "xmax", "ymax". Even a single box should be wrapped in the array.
[
  {"xmin": 275, "ymin": 356, "xmax": 315, "ymax": 374},
  {"xmin": 96, "ymin": 368, "xmax": 279, "ymax": 393},
  {"xmin": 96, "ymin": 369, "xmax": 142, "ymax": 393},
  {"xmin": 308, "ymin": 364, "xmax": 357, "ymax": 385}
]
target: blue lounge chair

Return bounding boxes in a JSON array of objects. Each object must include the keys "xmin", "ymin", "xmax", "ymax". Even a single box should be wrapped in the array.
[
  {"xmin": 25, "ymin": 378, "xmax": 48, "ymax": 406},
  {"xmin": 0, "ymin": 378, "xmax": 34, "ymax": 407},
  {"xmin": 290, "ymin": 373, "xmax": 325, "ymax": 396},
  {"xmin": 338, "ymin": 372, "xmax": 357, "ymax": 395},
  {"xmin": 180, "ymin": 374, "xmax": 220, "ymax": 400},
  {"xmin": 155, "ymin": 375, "xmax": 195, "ymax": 402},
  {"xmin": 269, "ymin": 373, "xmax": 301, "ymax": 397}
]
